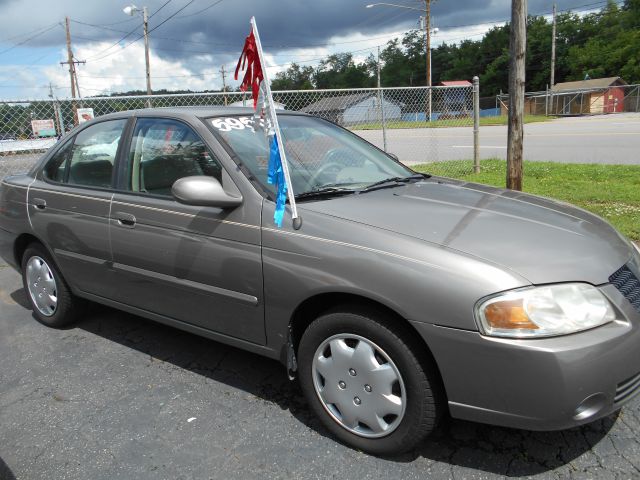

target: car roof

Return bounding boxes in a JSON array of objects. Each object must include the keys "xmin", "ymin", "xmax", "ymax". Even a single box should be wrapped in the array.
[{"xmin": 96, "ymin": 106, "xmax": 307, "ymax": 122}]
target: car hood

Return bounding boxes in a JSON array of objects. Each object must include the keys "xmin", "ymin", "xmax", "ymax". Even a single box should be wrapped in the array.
[{"xmin": 299, "ymin": 179, "xmax": 632, "ymax": 285}]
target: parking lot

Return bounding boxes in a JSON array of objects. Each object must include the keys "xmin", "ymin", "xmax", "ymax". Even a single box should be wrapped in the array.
[{"xmin": 2, "ymin": 262, "xmax": 640, "ymax": 479}]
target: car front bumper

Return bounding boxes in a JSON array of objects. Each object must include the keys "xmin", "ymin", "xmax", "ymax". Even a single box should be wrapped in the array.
[{"xmin": 411, "ymin": 283, "xmax": 640, "ymax": 431}]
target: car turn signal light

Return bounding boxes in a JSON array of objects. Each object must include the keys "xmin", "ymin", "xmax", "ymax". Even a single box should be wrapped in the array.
[{"xmin": 483, "ymin": 299, "xmax": 539, "ymax": 330}]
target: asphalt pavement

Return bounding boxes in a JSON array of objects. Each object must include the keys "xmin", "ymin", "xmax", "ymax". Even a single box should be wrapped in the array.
[
  {"xmin": 2, "ymin": 262, "xmax": 640, "ymax": 479},
  {"xmin": 356, "ymin": 113, "xmax": 640, "ymax": 166}
]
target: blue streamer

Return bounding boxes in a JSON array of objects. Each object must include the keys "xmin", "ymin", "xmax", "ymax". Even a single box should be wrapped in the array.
[{"xmin": 267, "ymin": 135, "xmax": 287, "ymax": 227}]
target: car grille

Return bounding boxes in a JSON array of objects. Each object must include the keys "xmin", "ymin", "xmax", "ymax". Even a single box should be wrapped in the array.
[
  {"xmin": 615, "ymin": 371, "xmax": 640, "ymax": 404},
  {"xmin": 609, "ymin": 265, "xmax": 640, "ymax": 314}
]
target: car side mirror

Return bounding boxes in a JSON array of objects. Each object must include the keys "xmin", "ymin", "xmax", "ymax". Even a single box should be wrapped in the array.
[{"xmin": 172, "ymin": 176, "xmax": 243, "ymax": 208}]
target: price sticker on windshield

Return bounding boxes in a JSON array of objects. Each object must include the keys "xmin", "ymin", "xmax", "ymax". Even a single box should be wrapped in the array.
[{"xmin": 211, "ymin": 117, "xmax": 263, "ymax": 132}]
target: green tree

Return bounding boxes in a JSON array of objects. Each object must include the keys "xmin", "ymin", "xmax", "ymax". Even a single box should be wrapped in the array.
[
  {"xmin": 313, "ymin": 53, "xmax": 374, "ymax": 89},
  {"xmin": 271, "ymin": 63, "xmax": 315, "ymax": 90}
]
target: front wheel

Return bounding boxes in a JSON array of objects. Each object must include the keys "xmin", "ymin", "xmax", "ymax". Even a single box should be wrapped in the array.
[
  {"xmin": 298, "ymin": 307, "xmax": 443, "ymax": 455},
  {"xmin": 21, "ymin": 243, "xmax": 81, "ymax": 328}
]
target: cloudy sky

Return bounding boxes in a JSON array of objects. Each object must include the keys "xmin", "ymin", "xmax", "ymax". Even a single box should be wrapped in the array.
[{"xmin": 0, "ymin": 0, "xmax": 615, "ymax": 99}]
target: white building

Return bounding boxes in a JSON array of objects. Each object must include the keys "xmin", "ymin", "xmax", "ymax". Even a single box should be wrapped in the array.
[{"xmin": 300, "ymin": 93, "xmax": 402, "ymax": 125}]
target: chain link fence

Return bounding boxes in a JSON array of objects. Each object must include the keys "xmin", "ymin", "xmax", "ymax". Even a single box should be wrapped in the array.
[
  {"xmin": 497, "ymin": 84, "xmax": 640, "ymax": 116},
  {"xmin": 1, "ymin": 84, "xmax": 479, "ymax": 181}
]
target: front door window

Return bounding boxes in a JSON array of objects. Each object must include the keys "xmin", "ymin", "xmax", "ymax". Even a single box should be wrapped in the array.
[{"xmin": 127, "ymin": 118, "xmax": 223, "ymax": 196}]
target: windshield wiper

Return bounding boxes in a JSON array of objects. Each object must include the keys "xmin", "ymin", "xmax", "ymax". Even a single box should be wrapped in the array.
[
  {"xmin": 295, "ymin": 186, "xmax": 357, "ymax": 200},
  {"xmin": 360, "ymin": 174, "xmax": 426, "ymax": 192}
]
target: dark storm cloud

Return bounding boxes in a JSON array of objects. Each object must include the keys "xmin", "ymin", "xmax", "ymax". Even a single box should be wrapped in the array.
[{"xmin": 0, "ymin": 0, "xmax": 614, "ymax": 65}]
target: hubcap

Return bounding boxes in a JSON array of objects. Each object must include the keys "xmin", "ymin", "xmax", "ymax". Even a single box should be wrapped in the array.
[
  {"xmin": 25, "ymin": 256, "xmax": 57, "ymax": 317},
  {"xmin": 311, "ymin": 334, "xmax": 407, "ymax": 438}
]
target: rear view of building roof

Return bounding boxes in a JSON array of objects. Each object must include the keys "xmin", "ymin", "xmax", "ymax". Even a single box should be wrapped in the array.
[{"xmin": 552, "ymin": 77, "xmax": 626, "ymax": 92}]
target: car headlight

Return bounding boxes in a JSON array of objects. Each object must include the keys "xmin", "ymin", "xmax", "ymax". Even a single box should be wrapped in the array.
[{"xmin": 476, "ymin": 283, "xmax": 617, "ymax": 338}]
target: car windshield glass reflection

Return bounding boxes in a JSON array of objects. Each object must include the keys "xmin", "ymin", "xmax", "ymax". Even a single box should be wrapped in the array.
[{"xmin": 208, "ymin": 115, "xmax": 416, "ymax": 196}]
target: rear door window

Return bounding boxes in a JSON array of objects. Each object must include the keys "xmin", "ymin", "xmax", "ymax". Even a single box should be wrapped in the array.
[
  {"xmin": 67, "ymin": 120, "xmax": 126, "ymax": 188},
  {"xmin": 127, "ymin": 118, "xmax": 223, "ymax": 196}
]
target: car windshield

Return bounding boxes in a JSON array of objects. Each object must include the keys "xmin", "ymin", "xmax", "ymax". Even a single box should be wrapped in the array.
[{"xmin": 207, "ymin": 114, "xmax": 415, "ymax": 196}]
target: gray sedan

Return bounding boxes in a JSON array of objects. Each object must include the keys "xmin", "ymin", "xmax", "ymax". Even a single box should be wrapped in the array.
[{"xmin": 1, "ymin": 107, "xmax": 639, "ymax": 455}]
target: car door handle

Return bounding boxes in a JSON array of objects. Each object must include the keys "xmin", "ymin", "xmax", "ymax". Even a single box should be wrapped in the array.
[
  {"xmin": 114, "ymin": 212, "xmax": 136, "ymax": 228},
  {"xmin": 32, "ymin": 198, "xmax": 46, "ymax": 210}
]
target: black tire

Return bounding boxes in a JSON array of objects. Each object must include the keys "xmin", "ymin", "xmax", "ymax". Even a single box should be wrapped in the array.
[
  {"xmin": 21, "ymin": 242, "xmax": 81, "ymax": 328},
  {"xmin": 0, "ymin": 456, "xmax": 16, "ymax": 480},
  {"xmin": 298, "ymin": 306, "xmax": 443, "ymax": 455}
]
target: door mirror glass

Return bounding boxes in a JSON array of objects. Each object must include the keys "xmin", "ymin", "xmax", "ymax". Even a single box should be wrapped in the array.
[{"xmin": 172, "ymin": 176, "xmax": 242, "ymax": 208}]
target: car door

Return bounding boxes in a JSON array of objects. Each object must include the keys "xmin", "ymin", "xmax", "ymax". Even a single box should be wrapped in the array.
[
  {"xmin": 28, "ymin": 118, "xmax": 128, "ymax": 297},
  {"xmin": 108, "ymin": 116, "xmax": 265, "ymax": 344}
]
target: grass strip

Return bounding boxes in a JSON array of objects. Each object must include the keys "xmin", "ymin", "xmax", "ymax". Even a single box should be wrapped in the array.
[{"xmin": 412, "ymin": 159, "xmax": 640, "ymax": 241}]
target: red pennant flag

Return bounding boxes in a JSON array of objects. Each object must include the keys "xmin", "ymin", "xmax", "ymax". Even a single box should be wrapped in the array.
[{"xmin": 234, "ymin": 30, "xmax": 263, "ymax": 109}]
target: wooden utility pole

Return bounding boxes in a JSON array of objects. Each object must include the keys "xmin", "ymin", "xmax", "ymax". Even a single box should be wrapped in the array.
[
  {"xmin": 425, "ymin": 0, "xmax": 431, "ymax": 89},
  {"xmin": 377, "ymin": 46, "xmax": 388, "ymax": 151},
  {"xmin": 142, "ymin": 6, "xmax": 152, "ymax": 105},
  {"xmin": 547, "ymin": 3, "xmax": 556, "ymax": 116},
  {"xmin": 506, "ymin": 0, "xmax": 527, "ymax": 191},
  {"xmin": 64, "ymin": 17, "xmax": 76, "ymax": 99},
  {"xmin": 550, "ymin": 3, "xmax": 556, "ymax": 88},
  {"xmin": 219, "ymin": 65, "xmax": 228, "ymax": 105},
  {"xmin": 425, "ymin": 0, "xmax": 433, "ymax": 121},
  {"xmin": 60, "ymin": 17, "xmax": 85, "ymax": 126},
  {"xmin": 49, "ymin": 83, "xmax": 62, "ymax": 136}
]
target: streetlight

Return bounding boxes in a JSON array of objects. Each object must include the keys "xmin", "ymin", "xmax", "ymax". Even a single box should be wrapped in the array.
[
  {"xmin": 123, "ymin": 4, "xmax": 152, "ymax": 103},
  {"xmin": 366, "ymin": 2, "xmax": 437, "ymax": 120}
]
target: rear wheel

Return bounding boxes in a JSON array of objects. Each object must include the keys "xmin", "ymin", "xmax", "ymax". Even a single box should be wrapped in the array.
[
  {"xmin": 298, "ymin": 307, "xmax": 443, "ymax": 455},
  {"xmin": 21, "ymin": 243, "xmax": 81, "ymax": 328}
]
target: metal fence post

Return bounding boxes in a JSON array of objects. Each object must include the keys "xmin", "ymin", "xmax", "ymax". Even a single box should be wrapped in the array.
[
  {"xmin": 378, "ymin": 87, "xmax": 388, "ymax": 152},
  {"xmin": 473, "ymin": 76, "xmax": 480, "ymax": 173},
  {"xmin": 545, "ymin": 84, "xmax": 549, "ymax": 116}
]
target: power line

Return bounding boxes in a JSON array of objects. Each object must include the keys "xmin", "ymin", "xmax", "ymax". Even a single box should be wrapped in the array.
[
  {"xmin": 72, "ymin": 44, "xmax": 379, "ymax": 87},
  {"xmin": 80, "ymin": 0, "xmax": 619, "ymax": 59},
  {"xmin": 148, "ymin": 0, "xmax": 175, "ymax": 20},
  {"xmin": 147, "ymin": 0, "xmax": 196, "ymax": 33},
  {"xmin": 77, "ymin": 72, "xmax": 218, "ymax": 79},
  {"xmin": 0, "ymin": 23, "xmax": 60, "ymax": 56},
  {"xmin": 0, "ymin": 22, "xmax": 60, "ymax": 43},
  {"xmin": 174, "ymin": 0, "xmax": 225, "ymax": 19},
  {"xmin": 82, "ymin": 22, "xmax": 143, "ymax": 61},
  {"xmin": 87, "ymin": 0, "xmax": 196, "ymax": 62},
  {"xmin": 83, "ymin": 0, "xmax": 174, "ymax": 62}
]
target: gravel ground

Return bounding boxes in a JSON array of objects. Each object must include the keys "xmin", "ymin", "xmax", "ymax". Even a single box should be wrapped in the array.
[
  {"xmin": 1, "ymin": 263, "xmax": 640, "ymax": 479},
  {"xmin": 0, "ymin": 152, "xmax": 42, "ymax": 179}
]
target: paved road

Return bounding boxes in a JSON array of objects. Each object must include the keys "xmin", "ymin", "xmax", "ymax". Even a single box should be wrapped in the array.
[
  {"xmin": 356, "ymin": 113, "xmax": 640, "ymax": 166},
  {"xmin": 0, "ymin": 138, "xmax": 56, "ymax": 154},
  {"xmin": 2, "ymin": 263, "xmax": 640, "ymax": 479}
]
